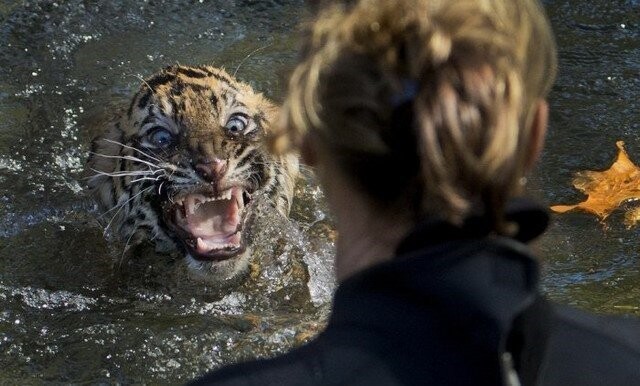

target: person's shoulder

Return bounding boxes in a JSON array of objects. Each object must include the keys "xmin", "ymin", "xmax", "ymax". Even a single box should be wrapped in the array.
[
  {"xmin": 541, "ymin": 304, "xmax": 640, "ymax": 385},
  {"xmin": 553, "ymin": 304, "xmax": 640, "ymax": 347},
  {"xmin": 187, "ymin": 347, "xmax": 319, "ymax": 386},
  {"xmin": 187, "ymin": 330, "xmax": 405, "ymax": 386}
]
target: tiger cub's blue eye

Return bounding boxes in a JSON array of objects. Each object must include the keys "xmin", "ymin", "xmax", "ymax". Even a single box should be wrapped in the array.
[
  {"xmin": 147, "ymin": 127, "xmax": 175, "ymax": 148},
  {"xmin": 224, "ymin": 114, "xmax": 249, "ymax": 135}
]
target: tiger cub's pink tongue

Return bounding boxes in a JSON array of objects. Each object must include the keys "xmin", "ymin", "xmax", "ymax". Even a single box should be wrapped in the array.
[{"xmin": 185, "ymin": 199, "xmax": 240, "ymax": 238}]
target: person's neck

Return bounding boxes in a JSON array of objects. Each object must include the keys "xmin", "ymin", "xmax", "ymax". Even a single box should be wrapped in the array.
[
  {"xmin": 333, "ymin": 198, "xmax": 412, "ymax": 283},
  {"xmin": 312, "ymin": 149, "xmax": 412, "ymax": 283}
]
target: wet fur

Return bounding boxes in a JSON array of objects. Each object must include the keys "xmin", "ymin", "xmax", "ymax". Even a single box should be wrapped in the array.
[{"xmin": 86, "ymin": 65, "xmax": 298, "ymax": 283}]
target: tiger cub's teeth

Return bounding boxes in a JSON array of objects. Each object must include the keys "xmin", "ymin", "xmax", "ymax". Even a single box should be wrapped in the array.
[
  {"xmin": 197, "ymin": 237, "xmax": 239, "ymax": 251},
  {"xmin": 186, "ymin": 196, "xmax": 197, "ymax": 215},
  {"xmin": 214, "ymin": 190, "xmax": 232, "ymax": 201},
  {"xmin": 202, "ymin": 189, "xmax": 232, "ymax": 202},
  {"xmin": 181, "ymin": 194, "xmax": 211, "ymax": 215}
]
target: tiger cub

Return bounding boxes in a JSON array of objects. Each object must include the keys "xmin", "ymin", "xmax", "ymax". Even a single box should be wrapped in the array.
[{"xmin": 86, "ymin": 65, "xmax": 298, "ymax": 284}]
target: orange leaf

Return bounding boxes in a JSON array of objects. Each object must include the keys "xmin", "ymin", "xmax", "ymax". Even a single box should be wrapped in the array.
[{"xmin": 550, "ymin": 141, "xmax": 640, "ymax": 226}]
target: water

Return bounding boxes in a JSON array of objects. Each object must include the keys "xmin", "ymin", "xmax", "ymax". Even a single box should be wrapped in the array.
[
  {"xmin": 533, "ymin": 0, "xmax": 640, "ymax": 315},
  {"xmin": 0, "ymin": 0, "xmax": 336, "ymax": 383},
  {"xmin": 0, "ymin": 0, "xmax": 638, "ymax": 383}
]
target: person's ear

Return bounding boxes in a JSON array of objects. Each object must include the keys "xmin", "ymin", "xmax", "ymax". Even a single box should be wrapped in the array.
[
  {"xmin": 301, "ymin": 133, "xmax": 318, "ymax": 166},
  {"xmin": 525, "ymin": 99, "xmax": 548, "ymax": 171}
]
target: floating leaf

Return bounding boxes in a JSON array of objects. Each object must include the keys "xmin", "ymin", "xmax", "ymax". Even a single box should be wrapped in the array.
[{"xmin": 550, "ymin": 141, "xmax": 640, "ymax": 227}]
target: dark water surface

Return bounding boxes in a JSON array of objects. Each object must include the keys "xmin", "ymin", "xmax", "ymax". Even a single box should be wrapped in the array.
[
  {"xmin": 0, "ymin": 1, "xmax": 338, "ymax": 383},
  {"xmin": 0, "ymin": 0, "xmax": 638, "ymax": 383},
  {"xmin": 534, "ymin": 0, "xmax": 640, "ymax": 314}
]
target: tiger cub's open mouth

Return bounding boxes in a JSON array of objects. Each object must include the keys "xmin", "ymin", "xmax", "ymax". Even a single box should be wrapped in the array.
[{"xmin": 165, "ymin": 186, "xmax": 252, "ymax": 261}]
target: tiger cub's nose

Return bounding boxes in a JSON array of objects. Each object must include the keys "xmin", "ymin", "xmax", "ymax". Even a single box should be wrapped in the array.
[{"xmin": 195, "ymin": 158, "xmax": 228, "ymax": 183}]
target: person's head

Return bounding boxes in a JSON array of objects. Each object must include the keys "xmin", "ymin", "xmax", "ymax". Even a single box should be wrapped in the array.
[{"xmin": 275, "ymin": 0, "xmax": 557, "ymax": 233}]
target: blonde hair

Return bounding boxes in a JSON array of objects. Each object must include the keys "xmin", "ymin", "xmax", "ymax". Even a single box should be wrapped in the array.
[{"xmin": 274, "ymin": 0, "xmax": 557, "ymax": 228}]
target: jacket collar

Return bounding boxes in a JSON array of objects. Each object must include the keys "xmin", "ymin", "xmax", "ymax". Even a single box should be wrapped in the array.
[
  {"xmin": 331, "ymin": 198, "xmax": 548, "ymax": 361},
  {"xmin": 396, "ymin": 197, "xmax": 549, "ymax": 255}
]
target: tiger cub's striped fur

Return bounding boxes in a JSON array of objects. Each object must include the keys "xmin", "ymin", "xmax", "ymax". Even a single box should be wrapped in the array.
[{"xmin": 86, "ymin": 65, "xmax": 298, "ymax": 284}]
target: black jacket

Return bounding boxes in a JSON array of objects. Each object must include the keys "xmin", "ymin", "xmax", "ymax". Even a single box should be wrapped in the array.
[{"xmin": 190, "ymin": 201, "xmax": 640, "ymax": 385}]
